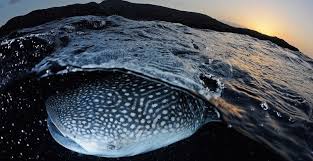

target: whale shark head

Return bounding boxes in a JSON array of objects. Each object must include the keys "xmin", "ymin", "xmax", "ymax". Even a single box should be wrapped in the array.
[{"xmin": 45, "ymin": 70, "xmax": 220, "ymax": 157}]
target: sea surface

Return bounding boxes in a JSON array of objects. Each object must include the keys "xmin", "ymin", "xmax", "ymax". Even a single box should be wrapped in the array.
[{"xmin": 0, "ymin": 16, "xmax": 312, "ymax": 161}]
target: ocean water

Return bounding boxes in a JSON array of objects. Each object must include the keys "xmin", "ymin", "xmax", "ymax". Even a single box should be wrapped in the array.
[{"xmin": 0, "ymin": 15, "xmax": 312, "ymax": 161}]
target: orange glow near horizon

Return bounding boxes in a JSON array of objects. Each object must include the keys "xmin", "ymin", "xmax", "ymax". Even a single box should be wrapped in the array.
[
  {"xmin": 214, "ymin": 10, "xmax": 299, "ymax": 51},
  {"xmin": 230, "ymin": 11, "xmax": 284, "ymax": 37},
  {"xmin": 247, "ymin": 21, "xmax": 278, "ymax": 37},
  {"xmin": 232, "ymin": 16, "xmax": 298, "ymax": 51},
  {"xmin": 240, "ymin": 21, "xmax": 312, "ymax": 60}
]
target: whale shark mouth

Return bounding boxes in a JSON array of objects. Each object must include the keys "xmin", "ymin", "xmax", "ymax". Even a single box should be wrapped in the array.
[
  {"xmin": 47, "ymin": 117, "xmax": 89, "ymax": 154},
  {"xmin": 42, "ymin": 69, "xmax": 221, "ymax": 157}
]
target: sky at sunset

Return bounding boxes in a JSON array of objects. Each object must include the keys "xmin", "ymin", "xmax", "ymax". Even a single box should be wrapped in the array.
[{"xmin": 0, "ymin": 0, "xmax": 312, "ymax": 58}]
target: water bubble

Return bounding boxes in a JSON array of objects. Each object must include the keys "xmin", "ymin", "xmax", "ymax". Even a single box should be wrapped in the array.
[
  {"xmin": 46, "ymin": 69, "xmax": 51, "ymax": 74},
  {"xmin": 265, "ymin": 114, "xmax": 270, "ymax": 118},
  {"xmin": 208, "ymin": 58, "xmax": 213, "ymax": 64},
  {"xmin": 288, "ymin": 117, "xmax": 295, "ymax": 123},
  {"xmin": 261, "ymin": 102, "xmax": 269, "ymax": 110},
  {"xmin": 276, "ymin": 111, "xmax": 282, "ymax": 118}
]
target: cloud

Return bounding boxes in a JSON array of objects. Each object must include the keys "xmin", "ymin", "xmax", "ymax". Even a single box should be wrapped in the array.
[{"xmin": 9, "ymin": 0, "xmax": 22, "ymax": 4}]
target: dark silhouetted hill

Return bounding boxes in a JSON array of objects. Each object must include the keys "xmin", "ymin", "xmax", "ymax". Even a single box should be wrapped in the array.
[{"xmin": 0, "ymin": 0, "xmax": 298, "ymax": 51}]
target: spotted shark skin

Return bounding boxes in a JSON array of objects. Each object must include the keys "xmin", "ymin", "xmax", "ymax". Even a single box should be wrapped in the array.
[{"xmin": 46, "ymin": 71, "xmax": 220, "ymax": 157}]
